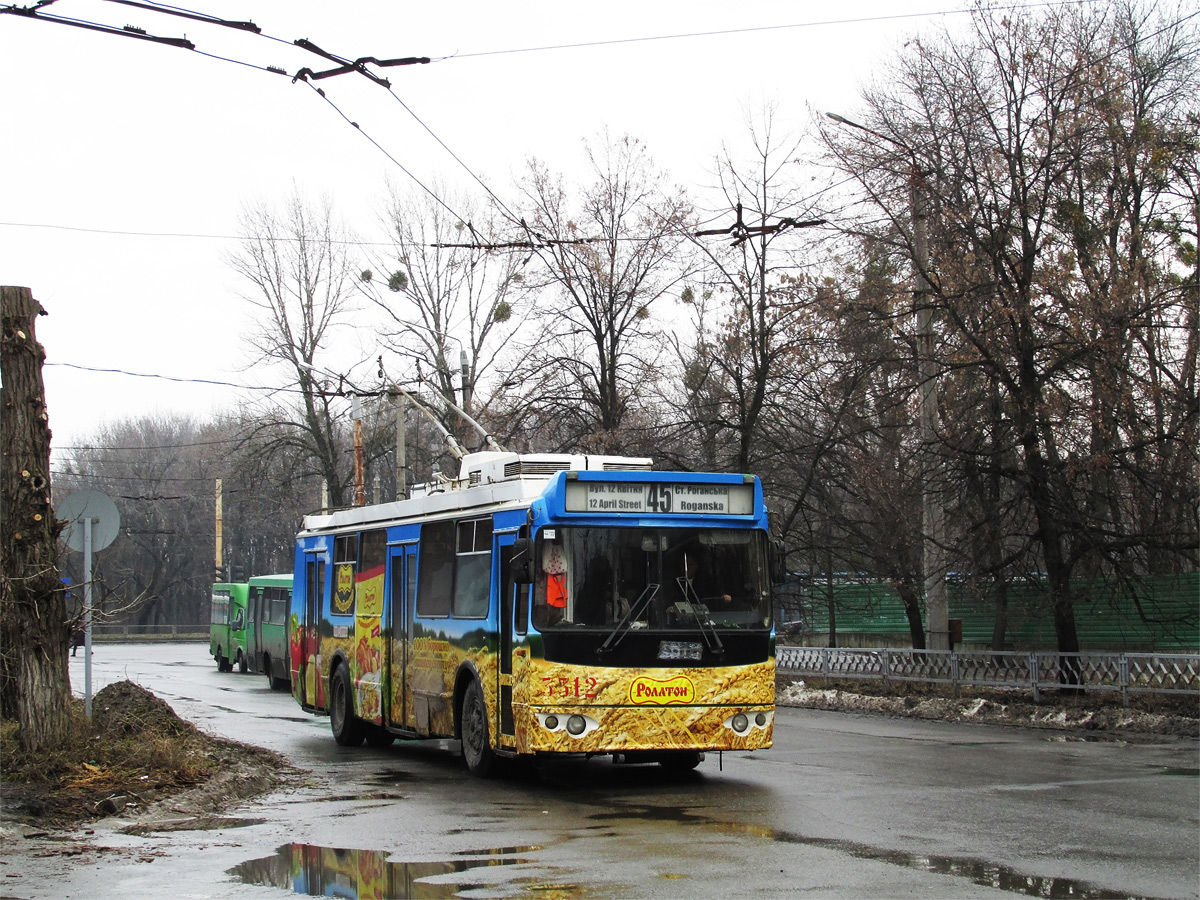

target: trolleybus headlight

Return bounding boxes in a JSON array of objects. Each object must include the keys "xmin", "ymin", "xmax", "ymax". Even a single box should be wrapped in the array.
[
  {"xmin": 724, "ymin": 710, "xmax": 772, "ymax": 733},
  {"xmin": 535, "ymin": 712, "xmax": 599, "ymax": 737}
]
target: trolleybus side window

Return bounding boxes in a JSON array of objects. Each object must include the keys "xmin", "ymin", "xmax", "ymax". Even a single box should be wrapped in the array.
[
  {"xmin": 332, "ymin": 535, "xmax": 357, "ymax": 617},
  {"xmin": 453, "ymin": 517, "xmax": 493, "ymax": 619},
  {"xmin": 416, "ymin": 520, "xmax": 455, "ymax": 617}
]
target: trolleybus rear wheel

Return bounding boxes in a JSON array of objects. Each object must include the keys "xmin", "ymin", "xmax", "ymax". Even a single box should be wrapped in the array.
[
  {"xmin": 330, "ymin": 662, "xmax": 365, "ymax": 746},
  {"xmin": 217, "ymin": 650, "xmax": 232, "ymax": 673},
  {"xmin": 460, "ymin": 678, "xmax": 496, "ymax": 777}
]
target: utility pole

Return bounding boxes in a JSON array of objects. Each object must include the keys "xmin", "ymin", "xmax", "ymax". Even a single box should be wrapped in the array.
[
  {"xmin": 395, "ymin": 395, "xmax": 407, "ymax": 499},
  {"xmin": 827, "ymin": 113, "xmax": 949, "ymax": 651},
  {"xmin": 459, "ymin": 349, "xmax": 472, "ymax": 414},
  {"xmin": 910, "ymin": 173, "xmax": 949, "ymax": 651},
  {"xmin": 214, "ymin": 478, "xmax": 223, "ymax": 574},
  {"xmin": 351, "ymin": 394, "xmax": 365, "ymax": 506}
]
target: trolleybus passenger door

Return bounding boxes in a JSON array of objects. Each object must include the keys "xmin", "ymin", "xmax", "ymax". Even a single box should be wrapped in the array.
[
  {"xmin": 300, "ymin": 555, "xmax": 325, "ymax": 710},
  {"xmin": 497, "ymin": 540, "xmax": 517, "ymax": 745},
  {"xmin": 387, "ymin": 545, "xmax": 415, "ymax": 730}
]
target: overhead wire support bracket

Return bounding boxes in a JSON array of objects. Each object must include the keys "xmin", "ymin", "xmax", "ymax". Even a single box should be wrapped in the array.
[
  {"xmin": 291, "ymin": 37, "xmax": 430, "ymax": 88},
  {"xmin": 99, "ymin": 0, "xmax": 260, "ymax": 33},
  {"xmin": 2, "ymin": 5, "xmax": 195, "ymax": 48},
  {"xmin": 695, "ymin": 203, "xmax": 826, "ymax": 246}
]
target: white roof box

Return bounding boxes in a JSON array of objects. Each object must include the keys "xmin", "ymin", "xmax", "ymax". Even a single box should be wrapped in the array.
[{"xmin": 459, "ymin": 451, "xmax": 653, "ymax": 485}]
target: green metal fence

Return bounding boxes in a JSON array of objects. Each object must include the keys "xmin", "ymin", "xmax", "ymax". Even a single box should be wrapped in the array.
[{"xmin": 778, "ymin": 572, "xmax": 1198, "ymax": 652}]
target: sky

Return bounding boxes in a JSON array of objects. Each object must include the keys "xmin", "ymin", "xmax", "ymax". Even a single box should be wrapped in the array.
[{"xmin": 0, "ymin": 0, "xmax": 1000, "ymax": 448}]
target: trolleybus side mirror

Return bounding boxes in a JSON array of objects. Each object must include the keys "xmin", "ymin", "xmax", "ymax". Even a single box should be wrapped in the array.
[
  {"xmin": 510, "ymin": 538, "xmax": 534, "ymax": 584},
  {"xmin": 770, "ymin": 540, "xmax": 787, "ymax": 584}
]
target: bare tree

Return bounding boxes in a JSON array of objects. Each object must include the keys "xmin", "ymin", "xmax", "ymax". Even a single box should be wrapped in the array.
[
  {"xmin": 503, "ymin": 133, "xmax": 693, "ymax": 454},
  {"xmin": 823, "ymin": 1, "xmax": 1199, "ymax": 658},
  {"xmin": 54, "ymin": 415, "xmax": 215, "ymax": 632},
  {"xmin": 1, "ymin": 286, "xmax": 69, "ymax": 749},
  {"xmin": 683, "ymin": 106, "xmax": 827, "ymax": 474},
  {"xmin": 361, "ymin": 180, "xmax": 524, "ymax": 462},
  {"xmin": 228, "ymin": 188, "xmax": 361, "ymax": 508}
]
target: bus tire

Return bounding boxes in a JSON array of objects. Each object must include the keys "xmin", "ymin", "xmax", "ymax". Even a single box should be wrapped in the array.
[
  {"xmin": 237, "ymin": 651, "xmax": 248, "ymax": 674},
  {"xmin": 264, "ymin": 656, "xmax": 283, "ymax": 690},
  {"xmin": 217, "ymin": 651, "xmax": 232, "ymax": 673},
  {"xmin": 460, "ymin": 678, "xmax": 497, "ymax": 777},
  {"xmin": 330, "ymin": 662, "xmax": 364, "ymax": 747}
]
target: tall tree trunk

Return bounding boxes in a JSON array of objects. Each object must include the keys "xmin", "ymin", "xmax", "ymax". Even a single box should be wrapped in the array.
[
  {"xmin": 894, "ymin": 579, "xmax": 927, "ymax": 650},
  {"xmin": 1, "ymin": 286, "xmax": 71, "ymax": 747}
]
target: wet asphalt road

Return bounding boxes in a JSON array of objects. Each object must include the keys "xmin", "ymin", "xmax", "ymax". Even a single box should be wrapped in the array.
[{"xmin": 6, "ymin": 641, "xmax": 1196, "ymax": 900}]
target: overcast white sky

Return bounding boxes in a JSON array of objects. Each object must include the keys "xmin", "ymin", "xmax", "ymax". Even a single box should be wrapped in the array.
[{"xmin": 1, "ymin": 0, "xmax": 1004, "ymax": 447}]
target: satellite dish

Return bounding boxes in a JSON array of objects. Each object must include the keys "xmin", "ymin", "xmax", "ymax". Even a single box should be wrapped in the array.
[{"xmin": 58, "ymin": 490, "xmax": 121, "ymax": 553}]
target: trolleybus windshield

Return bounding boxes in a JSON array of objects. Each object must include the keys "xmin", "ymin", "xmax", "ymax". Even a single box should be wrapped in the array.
[{"xmin": 531, "ymin": 526, "xmax": 772, "ymax": 633}]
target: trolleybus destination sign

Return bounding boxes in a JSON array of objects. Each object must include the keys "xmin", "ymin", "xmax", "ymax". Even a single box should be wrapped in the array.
[{"xmin": 564, "ymin": 481, "xmax": 753, "ymax": 515}]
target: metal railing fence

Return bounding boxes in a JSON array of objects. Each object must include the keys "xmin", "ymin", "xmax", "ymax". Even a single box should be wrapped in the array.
[{"xmin": 776, "ymin": 646, "xmax": 1200, "ymax": 705}]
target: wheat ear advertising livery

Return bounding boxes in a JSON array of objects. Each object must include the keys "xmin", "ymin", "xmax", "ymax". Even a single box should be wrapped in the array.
[{"xmin": 290, "ymin": 451, "xmax": 778, "ymax": 775}]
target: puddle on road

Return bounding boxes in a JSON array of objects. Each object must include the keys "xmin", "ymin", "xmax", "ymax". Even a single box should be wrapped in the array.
[
  {"xmin": 230, "ymin": 843, "xmax": 579, "ymax": 899},
  {"xmin": 582, "ymin": 797, "xmax": 1138, "ymax": 899},
  {"xmin": 774, "ymin": 831, "xmax": 1140, "ymax": 899}
]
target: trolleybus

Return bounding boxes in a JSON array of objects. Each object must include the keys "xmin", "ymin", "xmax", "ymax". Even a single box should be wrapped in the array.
[
  {"xmin": 210, "ymin": 580, "xmax": 248, "ymax": 673},
  {"xmin": 289, "ymin": 451, "xmax": 779, "ymax": 775},
  {"xmin": 245, "ymin": 573, "xmax": 294, "ymax": 690}
]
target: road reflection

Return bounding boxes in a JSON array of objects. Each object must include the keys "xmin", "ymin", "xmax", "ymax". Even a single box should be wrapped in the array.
[{"xmin": 229, "ymin": 842, "xmax": 582, "ymax": 899}]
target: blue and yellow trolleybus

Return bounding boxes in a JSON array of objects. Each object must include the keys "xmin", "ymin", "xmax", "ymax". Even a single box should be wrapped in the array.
[
  {"xmin": 210, "ymin": 581, "xmax": 248, "ymax": 673},
  {"xmin": 290, "ymin": 451, "xmax": 779, "ymax": 775},
  {"xmin": 246, "ymin": 573, "xmax": 293, "ymax": 690}
]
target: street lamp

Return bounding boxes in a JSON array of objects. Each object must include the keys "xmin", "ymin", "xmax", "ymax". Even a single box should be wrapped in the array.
[{"xmin": 826, "ymin": 112, "xmax": 949, "ymax": 652}]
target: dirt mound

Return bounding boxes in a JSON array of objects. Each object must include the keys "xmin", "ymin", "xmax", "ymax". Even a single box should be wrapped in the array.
[
  {"xmin": 93, "ymin": 680, "xmax": 196, "ymax": 739},
  {"xmin": 0, "ymin": 680, "xmax": 297, "ymax": 831}
]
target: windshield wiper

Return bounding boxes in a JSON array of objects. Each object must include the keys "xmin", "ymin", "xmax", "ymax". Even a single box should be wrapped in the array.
[
  {"xmin": 675, "ymin": 578, "xmax": 725, "ymax": 655},
  {"xmin": 597, "ymin": 583, "xmax": 659, "ymax": 655}
]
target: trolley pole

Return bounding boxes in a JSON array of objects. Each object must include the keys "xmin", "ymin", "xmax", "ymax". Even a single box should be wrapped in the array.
[{"xmin": 395, "ymin": 395, "xmax": 407, "ymax": 500}]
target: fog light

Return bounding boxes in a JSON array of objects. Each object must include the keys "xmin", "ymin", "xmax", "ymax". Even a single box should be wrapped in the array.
[
  {"xmin": 566, "ymin": 714, "xmax": 587, "ymax": 735},
  {"xmin": 544, "ymin": 715, "xmax": 559, "ymax": 731},
  {"xmin": 755, "ymin": 712, "xmax": 767, "ymax": 727},
  {"xmin": 731, "ymin": 712, "xmax": 749, "ymax": 734}
]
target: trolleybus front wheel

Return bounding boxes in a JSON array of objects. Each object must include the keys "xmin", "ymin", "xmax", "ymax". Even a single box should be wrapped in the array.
[
  {"xmin": 459, "ymin": 678, "xmax": 497, "ymax": 777},
  {"xmin": 658, "ymin": 751, "xmax": 702, "ymax": 771},
  {"xmin": 365, "ymin": 726, "xmax": 396, "ymax": 748},
  {"xmin": 330, "ymin": 662, "xmax": 365, "ymax": 746}
]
